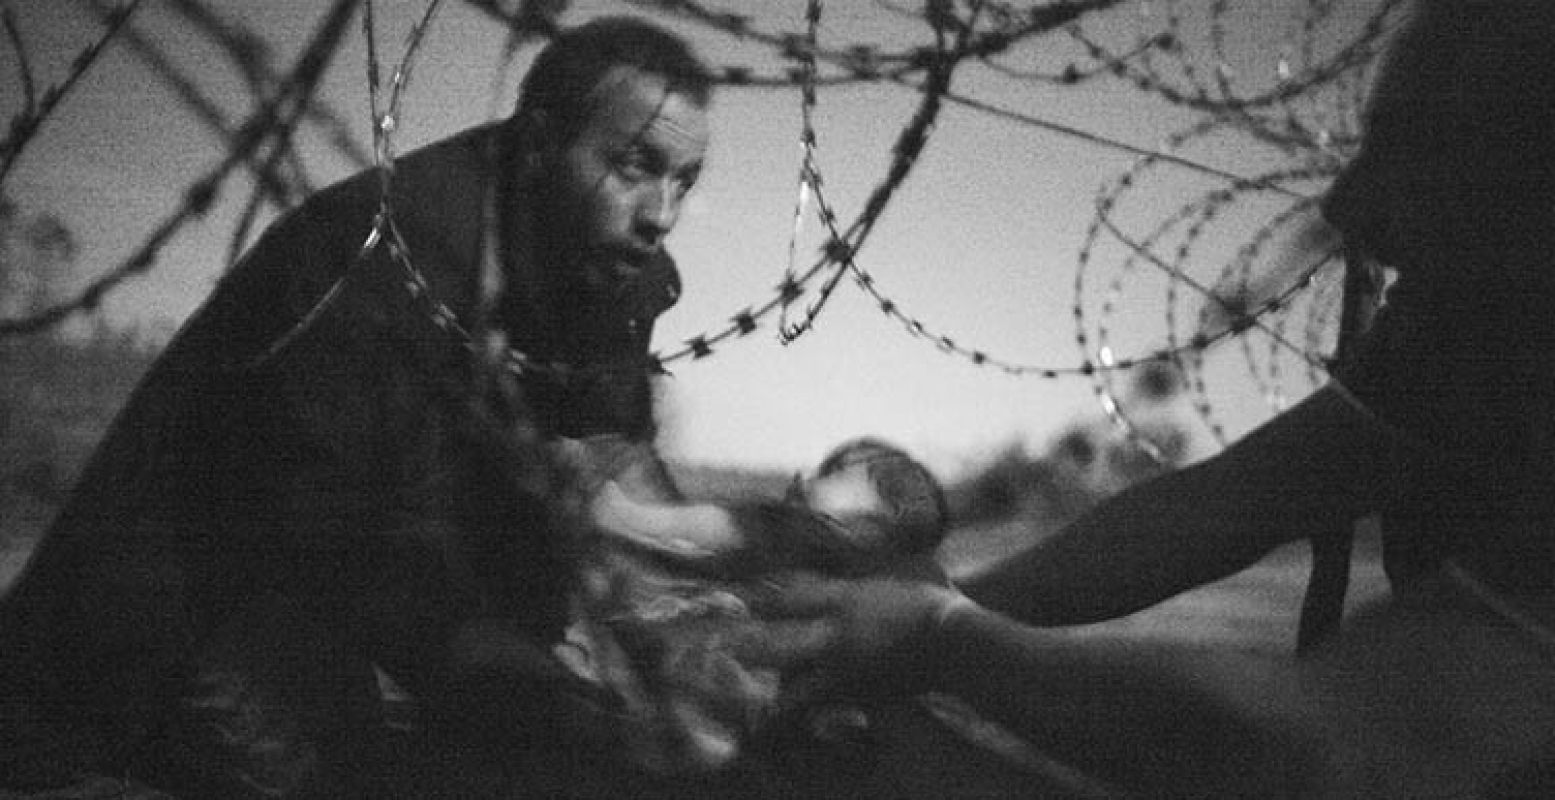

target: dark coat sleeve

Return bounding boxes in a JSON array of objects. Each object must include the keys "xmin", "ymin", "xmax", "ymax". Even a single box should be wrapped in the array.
[
  {"xmin": 0, "ymin": 182, "xmax": 625, "ymax": 781},
  {"xmin": 226, "ymin": 195, "xmax": 625, "ymax": 740},
  {"xmin": 233, "ymin": 163, "xmax": 692, "ymax": 744}
]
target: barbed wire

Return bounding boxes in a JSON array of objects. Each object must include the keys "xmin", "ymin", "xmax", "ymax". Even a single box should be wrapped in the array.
[
  {"xmin": 631, "ymin": 0, "xmax": 1242, "ymax": 372},
  {"xmin": 772, "ymin": 0, "xmax": 965, "ymax": 345},
  {"xmin": 1, "ymin": 0, "xmax": 1400, "ymax": 446},
  {"xmin": 1071, "ymin": 0, "xmax": 1402, "ymax": 454},
  {"xmin": 246, "ymin": 0, "xmax": 442, "ymax": 366},
  {"xmin": 251, "ymin": 0, "xmax": 1240, "ymax": 383},
  {"xmin": 625, "ymin": 0, "xmax": 1359, "ymax": 379},
  {"xmin": 641, "ymin": 0, "xmax": 1381, "ymax": 404},
  {"xmin": 0, "ymin": 0, "xmax": 144, "ymax": 189},
  {"xmin": 1084, "ymin": 163, "xmax": 1338, "ymax": 453},
  {"xmin": 0, "ymin": 0, "xmax": 362, "ymax": 338},
  {"xmin": 774, "ymin": 0, "xmax": 824, "ymax": 343},
  {"xmin": 70, "ymin": 0, "xmax": 310, "ymax": 274}
]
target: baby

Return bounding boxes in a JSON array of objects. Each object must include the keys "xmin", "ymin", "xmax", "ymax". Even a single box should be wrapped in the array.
[{"xmin": 553, "ymin": 436, "xmax": 949, "ymax": 773}]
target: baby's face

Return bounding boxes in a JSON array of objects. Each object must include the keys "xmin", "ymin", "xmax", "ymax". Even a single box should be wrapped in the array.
[
  {"xmin": 796, "ymin": 464, "xmax": 886, "ymax": 521},
  {"xmin": 787, "ymin": 458, "xmax": 896, "ymax": 554}
]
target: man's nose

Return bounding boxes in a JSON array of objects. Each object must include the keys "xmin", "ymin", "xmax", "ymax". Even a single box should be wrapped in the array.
[{"xmin": 633, "ymin": 179, "xmax": 681, "ymax": 242}]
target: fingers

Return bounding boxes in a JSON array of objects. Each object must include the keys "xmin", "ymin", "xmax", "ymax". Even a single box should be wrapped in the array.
[
  {"xmin": 725, "ymin": 617, "xmax": 837, "ymax": 670},
  {"xmin": 549, "ymin": 436, "xmax": 592, "ymax": 470},
  {"xmin": 875, "ymin": 552, "xmax": 953, "ymax": 587},
  {"xmin": 746, "ymin": 571, "xmax": 849, "ymax": 618},
  {"xmin": 774, "ymin": 665, "xmax": 852, "ymax": 714}
]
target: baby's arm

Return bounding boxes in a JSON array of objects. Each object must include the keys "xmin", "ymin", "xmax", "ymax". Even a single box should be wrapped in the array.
[
  {"xmin": 587, "ymin": 480, "xmax": 747, "ymax": 561},
  {"xmin": 587, "ymin": 479, "xmax": 893, "ymax": 577}
]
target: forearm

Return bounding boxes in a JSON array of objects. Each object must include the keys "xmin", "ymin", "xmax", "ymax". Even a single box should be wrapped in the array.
[
  {"xmin": 314, "ymin": 513, "xmax": 602, "ymax": 746},
  {"xmin": 964, "ymin": 386, "xmax": 1409, "ymax": 625},
  {"xmin": 962, "ymin": 461, "xmax": 1281, "ymax": 625},
  {"xmin": 922, "ymin": 603, "xmax": 1326, "ymax": 796},
  {"xmin": 266, "ymin": 283, "xmax": 626, "ymax": 745}
]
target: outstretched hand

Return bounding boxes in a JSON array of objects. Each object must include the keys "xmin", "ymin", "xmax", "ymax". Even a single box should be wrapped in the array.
[
  {"xmin": 741, "ymin": 558, "xmax": 967, "ymax": 673},
  {"xmin": 730, "ymin": 562, "xmax": 972, "ymax": 715}
]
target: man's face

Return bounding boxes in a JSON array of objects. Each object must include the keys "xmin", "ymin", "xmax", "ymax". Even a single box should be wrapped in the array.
[{"xmin": 537, "ymin": 66, "xmax": 709, "ymax": 305}]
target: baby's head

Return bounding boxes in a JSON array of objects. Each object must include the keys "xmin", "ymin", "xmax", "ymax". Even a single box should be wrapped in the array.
[
  {"xmin": 565, "ymin": 437, "xmax": 948, "ymax": 773},
  {"xmin": 788, "ymin": 437, "xmax": 949, "ymax": 559}
]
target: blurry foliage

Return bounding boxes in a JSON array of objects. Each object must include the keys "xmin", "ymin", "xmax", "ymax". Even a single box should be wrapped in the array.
[
  {"xmin": 0, "ymin": 195, "xmax": 157, "ymax": 549},
  {"xmin": 1127, "ymin": 358, "xmax": 1182, "ymax": 404},
  {"xmin": 0, "ymin": 197, "xmax": 78, "ymax": 322},
  {"xmin": 950, "ymin": 358, "xmax": 1190, "ymax": 529},
  {"xmin": 0, "ymin": 334, "xmax": 156, "ymax": 548}
]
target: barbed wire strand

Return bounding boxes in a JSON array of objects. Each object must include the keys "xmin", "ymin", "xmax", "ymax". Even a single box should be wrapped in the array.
[
  {"xmin": 0, "ymin": 0, "xmax": 362, "ymax": 338},
  {"xmin": 0, "ymin": 0, "xmax": 145, "ymax": 189},
  {"xmin": 3, "ymin": 1, "xmax": 1393, "ymax": 451}
]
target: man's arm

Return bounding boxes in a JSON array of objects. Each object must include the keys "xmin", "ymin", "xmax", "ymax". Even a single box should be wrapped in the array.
[
  {"xmin": 962, "ymin": 385, "xmax": 1413, "ymax": 625},
  {"xmin": 754, "ymin": 573, "xmax": 1336, "ymax": 797},
  {"xmin": 922, "ymin": 598, "xmax": 1332, "ymax": 796},
  {"xmin": 260, "ymin": 297, "xmax": 629, "ymax": 749}
]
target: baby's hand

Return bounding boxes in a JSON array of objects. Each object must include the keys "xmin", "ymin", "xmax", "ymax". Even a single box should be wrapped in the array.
[{"xmin": 586, "ymin": 480, "xmax": 747, "ymax": 562}]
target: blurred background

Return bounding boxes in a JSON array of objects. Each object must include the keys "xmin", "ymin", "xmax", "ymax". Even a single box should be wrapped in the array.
[{"xmin": 1, "ymin": 0, "xmax": 1403, "ymax": 641}]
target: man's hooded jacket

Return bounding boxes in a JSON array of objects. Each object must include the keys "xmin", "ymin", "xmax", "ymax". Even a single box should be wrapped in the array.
[{"xmin": 0, "ymin": 122, "xmax": 681, "ymax": 783}]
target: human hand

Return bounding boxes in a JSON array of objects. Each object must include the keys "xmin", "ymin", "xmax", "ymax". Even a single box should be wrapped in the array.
[
  {"xmin": 726, "ymin": 563, "xmax": 971, "ymax": 716},
  {"xmin": 740, "ymin": 560, "xmax": 968, "ymax": 672},
  {"xmin": 548, "ymin": 436, "xmax": 612, "ymax": 528}
]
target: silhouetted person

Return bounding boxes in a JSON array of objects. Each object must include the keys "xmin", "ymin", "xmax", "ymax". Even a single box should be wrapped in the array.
[
  {"xmin": 0, "ymin": 17, "xmax": 714, "ymax": 799},
  {"xmin": 751, "ymin": 1, "xmax": 1555, "ymax": 795}
]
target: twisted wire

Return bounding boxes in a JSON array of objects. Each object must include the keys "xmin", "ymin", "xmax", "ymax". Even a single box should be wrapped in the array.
[
  {"xmin": 0, "ymin": 0, "xmax": 361, "ymax": 339},
  {"xmin": 0, "ymin": 0, "xmax": 145, "ymax": 188},
  {"xmin": 3, "ymin": 0, "xmax": 1398, "ymax": 453}
]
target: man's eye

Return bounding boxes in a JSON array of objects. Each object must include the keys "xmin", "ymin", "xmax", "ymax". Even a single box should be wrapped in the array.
[{"xmin": 612, "ymin": 152, "xmax": 656, "ymax": 181}]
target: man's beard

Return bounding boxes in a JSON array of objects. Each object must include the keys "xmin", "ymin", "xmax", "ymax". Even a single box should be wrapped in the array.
[
  {"xmin": 551, "ymin": 247, "xmax": 657, "ymax": 323},
  {"xmin": 530, "ymin": 205, "xmax": 651, "ymax": 323}
]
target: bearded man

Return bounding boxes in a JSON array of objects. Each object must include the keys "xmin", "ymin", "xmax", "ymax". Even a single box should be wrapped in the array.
[{"xmin": 0, "ymin": 16, "xmax": 712, "ymax": 799}]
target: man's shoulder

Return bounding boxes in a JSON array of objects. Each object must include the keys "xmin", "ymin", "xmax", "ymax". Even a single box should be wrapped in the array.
[
  {"xmin": 277, "ymin": 122, "xmax": 504, "ymax": 238},
  {"xmin": 391, "ymin": 122, "xmax": 504, "ymax": 193},
  {"xmin": 160, "ymin": 123, "xmax": 503, "ymax": 376},
  {"xmin": 230, "ymin": 125, "xmax": 503, "ymax": 294}
]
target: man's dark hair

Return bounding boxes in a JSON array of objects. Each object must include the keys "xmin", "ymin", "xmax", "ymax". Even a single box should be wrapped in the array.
[{"xmin": 514, "ymin": 16, "xmax": 714, "ymax": 147}]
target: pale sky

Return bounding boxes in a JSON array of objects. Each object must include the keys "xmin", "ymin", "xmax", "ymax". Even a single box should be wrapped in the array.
[{"xmin": 3, "ymin": 0, "xmax": 1385, "ymax": 477}]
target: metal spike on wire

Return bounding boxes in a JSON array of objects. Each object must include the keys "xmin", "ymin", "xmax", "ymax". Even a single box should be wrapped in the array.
[{"xmin": 776, "ymin": 0, "xmax": 825, "ymax": 344}]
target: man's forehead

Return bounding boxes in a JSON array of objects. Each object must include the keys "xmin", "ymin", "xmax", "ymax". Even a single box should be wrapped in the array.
[{"xmin": 585, "ymin": 65, "xmax": 709, "ymax": 152}]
